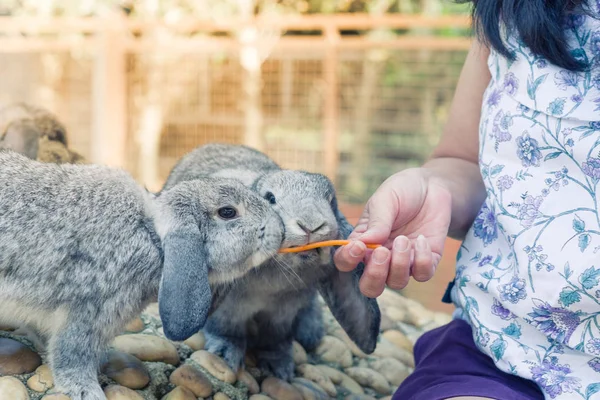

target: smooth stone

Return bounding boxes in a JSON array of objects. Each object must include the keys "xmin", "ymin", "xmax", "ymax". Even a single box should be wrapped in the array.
[
  {"xmin": 329, "ymin": 328, "xmax": 368, "ymax": 358},
  {"xmin": 183, "ymin": 332, "xmax": 205, "ymax": 351},
  {"xmin": 292, "ymin": 341, "xmax": 308, "ymax": 365},
  {"xmin": 261, "ymin": 377, "xmax": 303, "ymax": 400},
  {"xmin": 41, "ymin": 395, "xmax": 71, "ymax": 400},
  {"xmin": 124, "ymin": 317, "xmax": 145, "ymax": 333},
  {"xmin": 373, "ymin": 339, "xmax": 415, "ymax": 368},
  {"xmin": 0, "ymin": 337, "xmax": 42, "ymax": 375},
  {"xmin": 369, "ymin": 357, "xmax": 411, "ymax": 386},
  {"xmin": 101, "ymin": 350, "xmax": 151, "ymax": 390},
  {"xmin": 345, "ymin": 395, "xmax": 377, "ymax": 400},
  {"xmin": 380, "ymin": 396, "xmax": 393, "ymax": 400},
  {"xmin": 161, "ymin": 386, "xmax": 196, "ymax": 400},
  {"xmin": 0, "ymin": 376, "xmax": 29, "ymax": 400},
  {"xmin": 433, "ymin": 312, "xmax": 453, "ymax": 327},
  {"xmin": 27, "ymin": 364, "xmax": 54, "ymax": 392},
  {"xmin": 380, "ymin": 312, "xmax": 396, "ymax": 332},
  {"xmin": 112, "ymin": 334, "xmax": 179, "ymax": 366},
  {"xmin": 214, "ymin": 393, "xmax": 231, "ymax": 400},
  {"xmin": 296, "ymin": 364, "xmax": 336, "ymax": 396},
  {"xmin": 190, "ymin": 350, "xmax": 236, "ymax": 383},
  {"xmin": 169, "ymin": 364, "xmax": 213, "ymax": 398},
  {"xmin": 143, "ymin": 303, "xmax": 160, "ymax": 320},
  {"xmin": 382, "ymin": 330, "xmax": 413, "ymax": 353},
  {"xmin": 344, "ymin": 367, "xmax": 391, "ymax": 395},
  {"xmin": 405, "ymin": 307, "xmax": 435, "ymax": 328},
  {"xmin": 385, "ymin": 306, "xmax": 407, "ymax": 323},
  {"xmin": 315, "ymin": 365, "xmax": 363, "ymax": 394},
  {"xmin": 292, "ymin": 378, "xmax": 329, "ymax": 400},
  {"xmin": 104, "ymin": 384, "xmax": 144, "ymax": 400},
  {"xmin": 237, "ymin": 369, "xmax": 260, "ymax": 394},
  {"xmin": 249, "ymin": 396, "xmax": 272, "ymax": 400},
  {"xmin": 314, "ymin": 336, "xmax": 352, "ymax": 367}
]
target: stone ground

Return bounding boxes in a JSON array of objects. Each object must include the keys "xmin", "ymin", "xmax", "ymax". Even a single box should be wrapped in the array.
[{"xmin": 0, "ymin": 289, "xmax": 452, "ymax": 400}]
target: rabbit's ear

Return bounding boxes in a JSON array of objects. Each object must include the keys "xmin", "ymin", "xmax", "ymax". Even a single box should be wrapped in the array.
[
  {"xmin": 317, "ymin": 195, "xmax": 381, "ymax": 354},
  {"xmin": 0, "ymin": 121, "xmax": 40, "ymax": 160},
  {"xmin": 158, "ymin": 228, "xmax": 212, "ymax": 341}
]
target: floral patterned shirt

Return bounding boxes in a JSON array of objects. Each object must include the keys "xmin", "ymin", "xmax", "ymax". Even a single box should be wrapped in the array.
[{"xmin": 449, "ymin": 8, "xmax": 600, "ymax": 400}]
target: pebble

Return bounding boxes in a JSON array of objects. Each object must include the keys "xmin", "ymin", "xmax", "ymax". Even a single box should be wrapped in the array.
[
  {"xmin": 249, "ymin": 396, "xmax": 272, "ymax": 400},
  {"xmin": 373, "ymin": 338, "xmax": 415, "ymax": 368},
  {"xmin": 405, "ymin": 308, "xmax": 435, "ymax": 328},
  {"xmin": 112, "ymin": 334, "xmax": 180, "ymax": 366},
  {"xmin": 382, "ymin": 330, "xmax": 413, "ymax": 353},
  {"xmin": 344, "ymin": 367, "xmax": 391, "ymax": 395},
  {"xmin": 214, "ymin": 393, "xmax": 231, "ymax": 400},
  {"xmin": 169, "ymin": 364, "xmax": 213, "ymax": 398},
  {"xmin": 161, "ymin": 387, "xmax": 196, "ymax": 400},
  {"xmin": 237, "ymin": 369, "xmax": 260, "ymax": 394},
  {"xmin": 380, "ymin": 396, "xmax": 393, "ymax": 400},
  {"xmin": 380, "ymin": 312, "xmax": 396, "ymax": 331},
  {"xmin": 183, "ymin": 332, "xmax": 205, "ymax": 351},
  {"xmin": 124, "ymin": 317, "xmax": 145, "ymax": 333},
  {"xmin": 292, "ymin": 378, "xmax": 329, "ymax": 400},
  {"xmin": 104, "ymin": 385, "xmax": 144, "ymax": 400},
  {"xmin": 385, "ymin": 306, "xmax": 407, "ymax": 323},
  {"xmin": 328, "ymin": 328, "xmax": 367, "ymax": 358},
  {"xmin": 261, "ymin": 377, "xmax": 303, "ymax": 400},
  {"xmin": 315, "ymin": 365, "xmax": 363, "ymax": 394},
  {"xmin": 433, "ymin": 312, "xmax": 453, "ymax": 327},
  {"xmin": 0, "ymin": 376, "xmax": 29, "ymax": 400},
  {"xmin": 345, "ymin": 395, "xmax": 377, "ymax": 400},
  {"xmin": 0, "ymin": 337, "xmax": 42, "ymax": 375},
  {"xmin": 101, "ymin": 350, "xmax": 151, "ymax": 390},
  {"xmin": 314, "ymin": 336, "xmax": 352, "ymax": 367},
  {"xmin": 368, "ymin": 357, "xmax": 411, "ymax": 386},
  {"xmin": 190, "ymin": 350, "xmax": 236, "ymax": 383},
  {"xmin": 41, "ymin": 395, "xmax": 71, "ymax": 400},
  {"xmin": 296, "ymin": 364, "xmax": 336, "ymax": 396},
  {"xmin": 27, "ymin": 364, "xmax": 54, "ymax": 392},
  {"xmin": 292, "ymin": 341, "xmax": 308, "ymax": 364}
]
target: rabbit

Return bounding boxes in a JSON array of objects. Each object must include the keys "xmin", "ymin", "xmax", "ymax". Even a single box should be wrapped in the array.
[
  {"xmin": 161, "ymin": 143, "xmax": 381, "ymax": 381},
  {"xmin": 0, "ymin": 102, "xmax": 85, "ymax": 164},
  {"xmin": 0, "ymin": 150, "xmax": 284, "ymax": 400}
]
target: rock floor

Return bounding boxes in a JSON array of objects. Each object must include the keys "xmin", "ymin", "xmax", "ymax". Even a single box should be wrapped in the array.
[{"xmin": 0, "ymin": 289, "xmax": 453, "ymax": 400}]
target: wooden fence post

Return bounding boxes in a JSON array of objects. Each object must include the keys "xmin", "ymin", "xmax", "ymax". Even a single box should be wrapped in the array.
[
  {"xmin": 323, "ymin": 25, "xmax": 340, "ymax": 185},
  {"xmin": 91, "ymin": 14, "xmax": 127, "ymax": 169}
]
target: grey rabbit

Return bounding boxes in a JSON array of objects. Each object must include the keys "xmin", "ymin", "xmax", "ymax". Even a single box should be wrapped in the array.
[
  {"xmin": 0, "ymin": 150, "xmax": 284, "ymax": 400},
  {"xmin": 162, "ymin": 143, "xmax": 381, "ymax": 381}
]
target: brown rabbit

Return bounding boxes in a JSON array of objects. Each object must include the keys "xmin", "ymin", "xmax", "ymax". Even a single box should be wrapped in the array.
[{"xmin": 0, "ymin": 102, "xmax": 86, "ymax": 164}]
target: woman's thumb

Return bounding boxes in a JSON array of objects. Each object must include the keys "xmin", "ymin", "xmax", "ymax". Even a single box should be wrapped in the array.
[{"xmin": 353, "ymin": 197, "xmax": 398, "ymax": 245}]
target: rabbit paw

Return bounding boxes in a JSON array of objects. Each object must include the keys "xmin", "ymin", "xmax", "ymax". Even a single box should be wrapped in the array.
[
  {"xmin": 205, "ymin": 332, "xmax": 245, "ymax": 372},
  {"xmin": 257, "ymin": 351, "xmax": 295, "ymax": 381}
]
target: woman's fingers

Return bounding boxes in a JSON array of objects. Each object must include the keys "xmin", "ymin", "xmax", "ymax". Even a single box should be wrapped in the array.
[
  {"xmin": 333, "ymin": 240, "xmax": 367, "ymax": 272},
  {"xmin": 386, "ymin": 236, "xmax": 412, "ymax": 290},
  {"xmin": 412, "ymin": 235, "xmax": 435, "ymax": 282},
  {"xmin": 359, "ymin": 246, "xmax": 390, "ymax": 298}
]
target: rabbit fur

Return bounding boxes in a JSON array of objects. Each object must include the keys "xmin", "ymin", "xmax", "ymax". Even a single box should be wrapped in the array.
[
  {"xmin": 0, "ymin": 150, "xmax": 284, "ymax": 400},
  {"xmin": 0, "ymin": 102, "xmax": 85, "ymax": 164},
  {"xmin": 162, "ymin": 143, "xmax": 381, "ymax": 381}
]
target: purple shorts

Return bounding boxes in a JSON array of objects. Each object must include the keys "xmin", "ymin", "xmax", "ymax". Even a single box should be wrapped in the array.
[{"xmin": 392, "ymin": 318, "xmax": 544, "ymax": 400}]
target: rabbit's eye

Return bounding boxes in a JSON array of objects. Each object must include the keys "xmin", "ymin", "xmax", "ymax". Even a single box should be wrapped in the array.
[
  {"xmin": 218, "ymin": 207, "xmax": 238, "ymax": 220},
  {"xmin": 264, "ymin": 192, "xmax": 276, "ymax": 205}
]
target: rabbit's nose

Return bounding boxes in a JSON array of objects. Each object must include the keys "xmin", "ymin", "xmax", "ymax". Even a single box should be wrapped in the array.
[{"xmin": 296, "ymin": 220, "xmax": 326, "ymax": 234}]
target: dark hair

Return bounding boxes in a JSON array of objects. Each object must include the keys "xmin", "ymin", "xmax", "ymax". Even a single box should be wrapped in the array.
[{"xmin": 459, "ymin": 0, "xmax": 591, "ymax": 71}]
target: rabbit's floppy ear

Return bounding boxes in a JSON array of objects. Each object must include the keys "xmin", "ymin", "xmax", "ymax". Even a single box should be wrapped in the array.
[
  {"xmin": 159, "ymin": 226, "xmax": 212, "ymax": 342},
  {"xmin": 0, "ymin": 121, "xmax": 40, "ymax": 160},
  {"xmin": 317, "ymin": 195, "xmax": 381, "ymax": 354}
]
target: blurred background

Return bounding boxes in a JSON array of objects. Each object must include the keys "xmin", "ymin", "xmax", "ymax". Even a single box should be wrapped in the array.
[{"xmin": 0, "ymin": 0, "xmax": 472, "ymax": 314}]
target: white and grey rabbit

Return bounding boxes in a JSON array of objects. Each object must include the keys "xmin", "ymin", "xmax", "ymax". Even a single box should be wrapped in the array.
[
  {"xmin": 0, "ymin": 150, "xmax": 284, "ymax": 400},
  {"xmin": 161, "ymin": 143, "xmax": 381, "ymax": 381}
]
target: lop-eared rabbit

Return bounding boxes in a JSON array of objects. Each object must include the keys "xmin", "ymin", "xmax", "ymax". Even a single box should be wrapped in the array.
[
  {"xmin": 162, "ymin": 143, "xmax": 381, "ymax": 380},
  {"xmin": 0, "ymin": 150, "xmax": 284, "ymax": 400}
]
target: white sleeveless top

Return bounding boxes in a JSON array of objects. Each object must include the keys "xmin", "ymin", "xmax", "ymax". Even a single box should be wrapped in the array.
[{"xmin": 450, "ymin": 7, "xmax": 600, "ymax": 399}]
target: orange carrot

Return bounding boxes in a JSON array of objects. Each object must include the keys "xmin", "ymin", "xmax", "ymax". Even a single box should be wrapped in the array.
[{"xmin": 279, "ymin": 240, "xmax": 381, "ymax": 253}]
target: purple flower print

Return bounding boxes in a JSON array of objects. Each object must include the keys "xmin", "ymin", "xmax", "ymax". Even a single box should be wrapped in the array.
[
  {"xmin": 497, "ymin": 175, "xmax": 514, "ymax": 191},
  {"xmin": 491, "ymin": 298, "xmax": 513, "ymax": 320},
  {"xmin": 516, "ymin": 132, "xmax": 542, "ymax": 167},
  {"xmin": 586, "ymin": 338, "xmax": 600, "ymax": 355},
  {"xmin": 582, "ymin": 157, "xmax": 600, "ymax": 180},
  {"xmin": 527, "ymin": 299, "xmax": 580, "ymax": 344},
  {"xmin": 503, "ymin": 73, "xmax": 519, "ymax": 95},
  {"xmin": 487, "ymin": 89, "xmax": 502, "ymax": 107},
  {"xmin": 473, "ymin": 203, "xmax": 498, "ymax": 246},
  {"xmin": 555, "ymin": 70, "xmax": 580, "ymax": 90},
  {"xmin": 518, "ymin": 104, "xmax": 530, "ymax": 113},
  {"xmin": 530, "ymin": 360, "xmax": 581, "ymax": 398},
  {"xmin": 498, "ymin": 276, "xmax": 527, "ymax": 304},
  {"xmin": 518, "ymin": 195, "xmax": 543, "ymax": 228},
  {"xmin": 592, "ymin": 31, "xmax": 600, "ymax": 57},
  {"xmin": 591, "ymin": 121, "xmax": 600, "ymax": 130},
  {"xmin": 593, "ymin": 75, "xmax": 600, "ymax": 90},
  {"xmin": 478, "ymin": 255, "xmax": 493, "ymax": 267},
  {"xmin": 563, "ymin": 13, "xmax": 586, "ymax": 29},
  {"xmin": 536, "ymin": 59, "xmax": 548, "ymax": 69},
  {"xmin": 588, "ymin": 357, "xmax": 600, "ymax": 372},
  {"xmin": 566, "ymin": 138, "xmax": 575, "ymax": 147},
  {"xmin": 571, "ymin": 94, "xmax": 583, "ymax": 103},
  {"xmin": 492, "ymin": 111, "xmax": 513, "ymax": 143}
]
